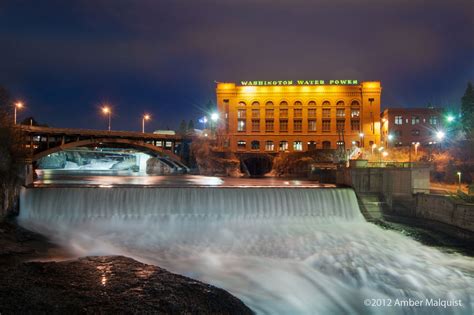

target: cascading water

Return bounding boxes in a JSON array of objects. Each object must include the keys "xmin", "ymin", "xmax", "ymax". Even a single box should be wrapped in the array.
[{"xmin": 19, "ymin": 186, "xmax": 474, "ymax": 314}]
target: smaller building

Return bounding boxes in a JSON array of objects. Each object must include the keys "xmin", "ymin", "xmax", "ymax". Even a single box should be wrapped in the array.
[{"xmin": 381, "ymin": 108, "xmax": 444, "ymax": 147}]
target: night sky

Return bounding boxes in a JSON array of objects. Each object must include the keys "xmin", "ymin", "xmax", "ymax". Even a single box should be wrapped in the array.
[{"xmin": 1, "ymin": 0, "xmax": 473, "ymax": 131}]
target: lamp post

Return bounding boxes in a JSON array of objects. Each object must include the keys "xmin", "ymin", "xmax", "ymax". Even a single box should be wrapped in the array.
[
  {"xmin": 457, "ymin": 172, "xmax": 462, "ymax": 192},
  {"xmin": 14, "ymin": 101, "xmax": 23, "ymax": 125},
  {"xmin": 142, "ymin": 114, "xmax": 151, "ymax": 133},
  {"xmin": 102, "ymin": 106, "xmax": 111, "ymax": 131}
]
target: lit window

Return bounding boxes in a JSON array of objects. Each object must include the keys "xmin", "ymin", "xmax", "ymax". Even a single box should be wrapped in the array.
[
  {"xmin": 394, "ymin": 116, "xmax": 403, "ymax": 125},
  {"xmin": 265, "ymin": 141, "xmax": 274, "ymax": 151},
  {"xmin": 237, "ymin": 119, "xmax": 246, "ymax": 132},
  {"xmin": 336, "ymin": 109, "xmax": 345, "ymax": 117},
  {"xmin": 279, "ymin": 141, "xmax": 288, "ymax": 151},
  {"xmin": 293, "ymin": 141, "xmax": 303, "ymax": 151},
  {"xmin": 429, "ymin": 116, "xmax": 438, "ymax": 125},
  {"xmin": 237, "ymin": 140, "xmax": 246, "ymax": 150},
  {"xmin": 351, "ymin": 109, "xmax": 360, "ymax": 118},
  {"xmin": 411, "ymin": 116, "xmax": 420, "ymax": 125}
]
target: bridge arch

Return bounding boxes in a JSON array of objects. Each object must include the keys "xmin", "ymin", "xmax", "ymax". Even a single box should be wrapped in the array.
[{"xmin": 32, "ymin": 138, "xmax": 182, "ymax": 163}]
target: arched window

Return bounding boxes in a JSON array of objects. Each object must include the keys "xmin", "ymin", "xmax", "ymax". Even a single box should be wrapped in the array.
[
  {"xmin": 308, "ymin": 141, "xmax": 317, "ymax": 150},
  {"xmin": 279, "ymin": 141, "xmax": 288, "ymax": 151},
  {"xmin": 265, "ymin": 141, "xmax": 274, "ymax": 151},
  {"xmin": 322, "ymin": 100, "xmax": 330, "ymax": 106},
  {"xmin": 351, "ymin": 100, "xmax": 360, "ymax": 107},
  {"xmin": 251, "ymin": 140, "xmax": 260, "ymax": 150},
  {"xmin": 238, "ymin": 101, "xmax": 247, "ymax": 106},
  {"xmin": 280, "ymin": 101, "xmax": 288, "ymax": 107},
  {"xmin": 265, "ymin": 101, "xmax": 274, "ymax": 107},
  {"xmin": 322, "ymin": 141, "xmax": 331, "ymax": 149},
  {"xmin": 308, "ymin": 101, "xmax": 316, "ymax": 106},
  {"xmin": 252, "ymin": 101, "xmax": 260, "ymax": 106},
  {"xmin": 294, "ymin": 101, "xmax": 302, "ymax": 107},
  {"xmin": 336, "ymin": 101, "xmax": 345, "ymax": 107},
  {"xmin": 293, "ymin": 141, "xmax": 303, "ymax": 151},
  {"xmin": 237, "ymin": 140, "xmax": 246, "ymax": 150}
]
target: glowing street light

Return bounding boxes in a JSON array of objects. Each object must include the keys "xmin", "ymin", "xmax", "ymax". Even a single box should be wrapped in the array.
[
  {"xmin": 382, "ymin": 151, "xmax": 389, "ymax": 158},
  {"xmin": 210, "ymin": 112, "xmax": 219, "ymax": 122},
  {"xmin": 447, "ymin": 115, "xmax": 455, "ymax": 123},
  {"xmin": 436, "ymin": 130, "xmax": 445, "ymax": 141},
  {"xmin": 413, "ymin": 142, "xmax": 420, "ymax": 157},
  {"xmin": 102, "ymin": 106, "xmax": 111, "ymax": 131},
  {"xmin": 371, "ymin": 143, "xmax": 377, "ymax": 154},
  {"xmin": 142, "ymin": 114, "xmax": 151, "ymax": 133},
  {"xmin": 457, "ymin": 172, "xmax": 462, "ymax": 192},
  {"xmin": 359, "ymin": 132, "xmax": 364, "ymax": 147},
  {"xmin": 14, "ymin": 101, "xmax": 24, "ymax": 125}
]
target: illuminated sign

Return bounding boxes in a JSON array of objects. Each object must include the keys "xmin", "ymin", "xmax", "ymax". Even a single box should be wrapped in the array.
[{"xmin": 240, "ymin": 80, "xmax": 359, "ymax": 86}]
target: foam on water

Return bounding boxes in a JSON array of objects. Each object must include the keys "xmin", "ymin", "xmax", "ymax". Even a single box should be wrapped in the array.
[{"xmin": 19, "ymin": 187, "xmax": 474, "ymax": 314}]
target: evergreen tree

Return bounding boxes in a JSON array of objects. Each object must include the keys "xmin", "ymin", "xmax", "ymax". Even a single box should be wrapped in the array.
[
  {"xmin": 178, "ymin": 120, "xmax": 187, "ymax": 135},
  {"xmin": 461, "ymin": 82, "xmax": 474, "ymax": 139}
]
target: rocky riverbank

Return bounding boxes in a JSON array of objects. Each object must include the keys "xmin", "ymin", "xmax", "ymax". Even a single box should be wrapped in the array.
[{"xmin": 0, "ymin": 220, "xmax": 253, "ymax": 314}]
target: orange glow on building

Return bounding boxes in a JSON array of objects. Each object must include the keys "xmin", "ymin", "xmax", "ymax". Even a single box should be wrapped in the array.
[{"xmin": 216, "ymin": 81, "xmax": 381, "ymax": 152}]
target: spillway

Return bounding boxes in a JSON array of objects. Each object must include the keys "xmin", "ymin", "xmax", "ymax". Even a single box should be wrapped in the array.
[{"xmin": 19, "ymin": 186, "xmax": 474, "ymax": 314}]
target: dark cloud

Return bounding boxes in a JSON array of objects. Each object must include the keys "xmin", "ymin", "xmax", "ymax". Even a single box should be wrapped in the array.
[{"xmin": 0, "ymin": 0, "xmax": 473, "ymax": 129}]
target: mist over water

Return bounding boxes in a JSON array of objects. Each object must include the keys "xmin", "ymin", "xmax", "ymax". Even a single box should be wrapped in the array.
[{"xmin": 19, "ymin": 186, "xmax": 474, "ymax": 314}]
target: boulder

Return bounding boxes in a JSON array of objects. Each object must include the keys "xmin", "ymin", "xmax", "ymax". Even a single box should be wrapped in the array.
[{"xmin": 0, "ymin": 255, "xmax": 253, "ymax": 314}]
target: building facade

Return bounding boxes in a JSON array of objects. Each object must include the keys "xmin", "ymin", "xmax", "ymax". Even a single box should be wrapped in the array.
[
  {"xmin": 381, "ymin": 108, "xmax": 444, "ymax": 147},
  {"xmin": 215, "ymin": 81, "xmax": 381, "ymax": 153}
]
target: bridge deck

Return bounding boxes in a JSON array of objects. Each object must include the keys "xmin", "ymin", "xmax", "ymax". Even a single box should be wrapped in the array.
[{"xmin": 18, "ymin": 125, "xmax": 182, "ymax": 141}]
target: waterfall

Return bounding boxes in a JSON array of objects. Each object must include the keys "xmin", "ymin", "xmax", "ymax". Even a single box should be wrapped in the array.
[{"xmin": 18, "ymin": 186, "xmax": 474, "ymax": 315}]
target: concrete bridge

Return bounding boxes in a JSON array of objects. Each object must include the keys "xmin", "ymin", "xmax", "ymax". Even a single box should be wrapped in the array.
[{"xmin": 18, "ymin": 125, "xmax": 184, "ymax": 162}]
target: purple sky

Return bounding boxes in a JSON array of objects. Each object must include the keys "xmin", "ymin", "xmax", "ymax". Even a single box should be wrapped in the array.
[{"xmin": 1, "ymin": 0, "xmax": 473, "ymax": 131}]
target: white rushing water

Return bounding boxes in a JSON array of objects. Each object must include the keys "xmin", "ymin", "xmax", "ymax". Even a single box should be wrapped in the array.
[{"xmin": 19, "ymin": 187, "xmax": 474, "ymax": 314}]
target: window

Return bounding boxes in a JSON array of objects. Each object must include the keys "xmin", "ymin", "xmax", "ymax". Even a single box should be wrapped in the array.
[
  {"xmin": 294, "ymin": 119, "xmax": 302, "ymax": 132},
  {"xmin": 394, "ymin": 115, "xmax": 403, "ymax": 125},
  {"xmin": 280, "ymin": 119, "xmax": 288, "ymax": 132},
  {"xmin": 308, "ymin": 119, "xmax": 316, "ymax": 132},
  {"xmin": 294, "ymin": 108, "xmax": 302, "ymax": 118},
  {"xmin": 280, "ymin": 101, "xmax": 288, "ymax": 107},
  {"xmin": 351, "ymin": 119, "xmax": 360, "ymax": 131},
  {"xmin": 251, "ymin": 101, "xmax": 260, "ymax": 106},
  {"xmin": 251, "ymin": 140, "xmax": 260, "ymax": 150},
  {"xmin": 293, "ymin": 141, "xmax": 303, "ymax": 151},
  {"xmin": 252, "ymin": 109, "xmax": 260, "ymax": 118},
  {"xmin": 322, "ymin": 100, "xmax": 330, "ymax": 106},
  {"xmin": 308, "ymin": 101, "xmax": 316, "ymax": 106},
  {"xmin": 237, "ymin": 140, "xmax": 246, "ymax": 150},
  {"xmin": 322, "ymin": 141, "xmax": 331, "ymax": 149},
  {"xmin": 251, "ymin": 119, "xmax": 260, "ymax": 132},
  {"xmin": 336, "ymin": 119, "xmax": 345, "ymax": 131},
  {"xmin": 279, "ymin": 141, "xmax": 288, "ymax": 151},
  {"xmin": 237, "ymin": 109, "xmax": 246, "ymax": 118},
  {"xmin": 429, "ymin": 116, "xmax": 438, "ymax": 125},
  {"xmin": 265, "ymin": 101, "xmax": 274, "ymax": 107},
  {"xmin": 237, "ymin": 119, "xmax": 246, "ymax": 132},
  {"xmin": 351, "ymin": 100, "xmax": 360, "ymax": 107},
  {"xmin": 308, "ymin": 141, "xmax": 316, "ymax": 150},
  {"xmin": 308, "ymin": 108, "xmax": 316, "ymax": 118},
  {"xmin": 294, "ymin": 101, "xmax": 302, "ymax": 107},
  {"xmin": 351, "ymin": 109, "xmax": 360, "ymax": 118},
  {"xmin": 394, "ymin": 130, "xmax": 402, "ymax": 137},
  {"xmin": 265, "ymin": 119, "xmax": 274, "ymax": 132},
  {"xmin": 411, "ymin": 116, "xmax": 420, "ymax": 125},
  {"xmin": 336, "ymin": 101, "xmax": 345, "ymax": 107},
  {"xmin": 265, "ymin": 141, "xmax": 274, "ymax": 151},
  {"xmin": 336, "ymin": 109, "xmax": 345, "ymax": 117},
  {"xmin": 238, "ymin": 101, "xmax": 246, "ymax": 106},
  {"xmin": 411, "ymin": 129, "xmax": 420, "ymax": 136},
  {"xmin": 322, "ymin": 108, "xmax": 331, "ymax": 118},
  {"xmin": 322, "ymin": 119, "xmax": 331, "ymax": 132},
  {"xmin": 280, "ymin": 108, "xmax": 288, "ymax": 118},
  {"xmin": 265, "ymin": 109, "xmax": 274, "ymax": 118}
]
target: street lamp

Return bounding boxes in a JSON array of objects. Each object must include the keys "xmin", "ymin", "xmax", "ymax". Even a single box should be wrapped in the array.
[
  {"xmin": 142, "ymin": 114, "xmax": 151, "ymax": 133},
  {"xmin": 102, "ymin": 106, "xmax": 111, "ymax": 131},
  {"xmin": 457, "ymin": 172, "xmax": 462, "ymax": 192},
  {"xmin": 14, "ymin": 101, "xmax": 24, "ymax": 125},
  {"xmin": 436, "ymin": 130, "xmax": 445, "ymax": 141},
  {"xmin": 210, "ymin": 112, "xmax": 219, "ymax": 122},
  {"xmin": 447, "ymin": 115, "xmax": 455, "ymax": 123}
]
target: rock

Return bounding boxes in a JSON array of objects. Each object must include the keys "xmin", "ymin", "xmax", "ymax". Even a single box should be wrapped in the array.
[
  {"xmin": 37, "ymin": 152, "xmax": 66, "ymax": 169},
  {"xmin": 0, "ymin": 255, "xmax": 253, "ymax": 314},
  {"xmin": 146, "ymin": 157, "xmax": 174, "ymax": 175},
  {"xmin": 110, "ymin": 158, "xmax": 137, "ymax": 170}
]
